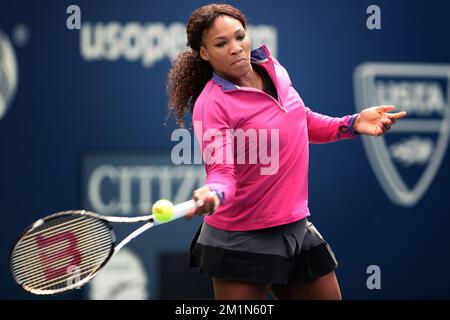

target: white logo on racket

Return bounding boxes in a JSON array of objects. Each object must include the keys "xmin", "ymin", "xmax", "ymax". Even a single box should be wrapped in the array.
[
  {"xmin": 0, "ymin": 29, "xmax": 18, "ymax": 122},
  {"xmin": 354, "ymin": 63, "xmax": 450, "ymax": 207},
  {"xmin": 66, "ymin": 265, "xmax": 82, "ymax": 289}
]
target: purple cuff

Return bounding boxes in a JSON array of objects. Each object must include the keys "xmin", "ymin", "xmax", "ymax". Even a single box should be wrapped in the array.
[
  {"xmin": 338, "ymin": 113, "xmax": 360, "ymax": 139},
  {"xmin": 348, "ymin": 113, "xmax": 360, "ymax": 136},
  {"xmin": 205, "ymin": 186, "xmax": 225, "ymax": 204}
]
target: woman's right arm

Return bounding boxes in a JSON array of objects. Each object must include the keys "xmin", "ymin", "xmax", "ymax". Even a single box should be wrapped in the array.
[{"xmin": 187, "ymin": 95, "xmax": 237, "ymax": 217}]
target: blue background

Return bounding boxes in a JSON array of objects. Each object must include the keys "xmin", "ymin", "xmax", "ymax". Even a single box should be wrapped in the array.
[{"xmin": 1, "ymin": 0, "xmax": 449, "ymax": 299}]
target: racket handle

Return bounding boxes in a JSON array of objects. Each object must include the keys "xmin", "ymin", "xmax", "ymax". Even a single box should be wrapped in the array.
[
  {"xmin": 172, "ymin": 190, "xmax": 217, "ymax": 220},
  {"xmin": 171, "ymin": 199, "xmax": 196, "ymax": 220}
]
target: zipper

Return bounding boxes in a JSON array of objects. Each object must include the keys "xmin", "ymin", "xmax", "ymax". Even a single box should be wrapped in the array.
[
  {"xmin": 220, "ymin": 57, "xmax": 287, "ymax": 112},
  {"xmin": 225, "ymin": 87, "xmax": 287, "ymax": 112},
  {"xmin": 265, "ymin": 57, "xmax": 286, "ymax": 111},
  {"xmin": 260, "ymin": 90, "xmax": 288, "ymax": 112}
]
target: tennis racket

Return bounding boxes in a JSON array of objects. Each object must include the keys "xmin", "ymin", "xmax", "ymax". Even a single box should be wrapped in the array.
[{"xmin": 10, "ymin": 197, "xmax": 201, "ymax": 295}]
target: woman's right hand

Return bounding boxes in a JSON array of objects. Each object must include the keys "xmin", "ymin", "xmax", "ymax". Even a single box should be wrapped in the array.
[{"xmin": 186, "ymin": 186, "xmax": 220, "ymax": 219}]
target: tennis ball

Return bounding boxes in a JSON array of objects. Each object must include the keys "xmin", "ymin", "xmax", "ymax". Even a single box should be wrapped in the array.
[{"xmin": 152, "ymin": 199, "xmax": 174, "ymax": 223}]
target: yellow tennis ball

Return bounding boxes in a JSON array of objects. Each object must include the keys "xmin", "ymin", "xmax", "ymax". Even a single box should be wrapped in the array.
[{"xmin": 152, "ymin": 199, "xmax": 174, "ymax": 223}]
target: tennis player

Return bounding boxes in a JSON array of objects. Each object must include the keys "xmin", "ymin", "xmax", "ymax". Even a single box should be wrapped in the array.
[{"xmin": 167, "ymin": 4, "xmax": 406, "ymax": 300}]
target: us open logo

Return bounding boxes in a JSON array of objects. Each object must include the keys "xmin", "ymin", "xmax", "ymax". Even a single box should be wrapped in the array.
[{"xmin": 354, "ymin": 63, "xmax": 450, "ymax": 207}]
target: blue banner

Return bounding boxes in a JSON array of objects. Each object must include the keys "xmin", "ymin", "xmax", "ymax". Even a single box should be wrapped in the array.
[{"xmin": 1, "ymin": 0, "xmax": 450, "ymax": 299}]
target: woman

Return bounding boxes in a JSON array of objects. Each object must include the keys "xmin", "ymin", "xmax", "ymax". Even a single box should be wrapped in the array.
[{"xmin": 167, "ymin": 4, "xmax": 406, "ymax": 300}]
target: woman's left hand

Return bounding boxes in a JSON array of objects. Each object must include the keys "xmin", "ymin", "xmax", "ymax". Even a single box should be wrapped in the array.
[{"xmin": 352, "ymin": 105, "xmax": 407, "ymax": 136}]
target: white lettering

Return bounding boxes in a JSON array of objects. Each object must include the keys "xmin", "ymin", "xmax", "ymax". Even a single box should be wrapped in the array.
[
  {"xmin": 171, "ymin": 123, "xmax": 280, "ymax": 175},
  {"xmin": 375, "ymin": 81, "xmax": 445, "ymax": 116},
  {"xmin": 366, "ymin": 265, "xmax": 382, "ymax": 290},
  {"xmin": 88, "ymin": 165, "xmax": 120, "ymax": 214},
  {"xmin": 80, "ymin": 22, "xmax": 278, "ymax": 68},
  {"xmin": 366, "ymin": 5, "xmax": 381, "ymax": 30},
  {"xmin": 87, "ymin": 165, "xmax": 204, "ymax": 215},
  {"xmin": 66, "ymin": 5, "xmax": 81, "ymax": 30},
  {"xmin": 175, "ymin": 304, "xmax": 209, "ymax": 317}
]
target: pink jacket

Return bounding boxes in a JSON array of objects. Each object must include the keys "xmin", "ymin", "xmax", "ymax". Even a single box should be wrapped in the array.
[{"xmin": 193, "ymin": 45, "xmax": 358, "ymax": 231}]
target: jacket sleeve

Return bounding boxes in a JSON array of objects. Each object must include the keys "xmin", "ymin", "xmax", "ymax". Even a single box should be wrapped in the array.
[
  {"xmin": 305, "ymin": 107, "xmax": 359, "ymax": 144},
  {"xmin": 271, "ymin": 57, "xmax": 360, "ymax": 144},
  {"xmin": 192, "ymin": 92, "xmax": 236, "ymax": 205}
]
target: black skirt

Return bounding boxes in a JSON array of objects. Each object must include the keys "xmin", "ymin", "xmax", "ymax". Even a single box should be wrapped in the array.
[{"xmin": 189, "ymin": 218, "xmax": 338, "ymax": 284}]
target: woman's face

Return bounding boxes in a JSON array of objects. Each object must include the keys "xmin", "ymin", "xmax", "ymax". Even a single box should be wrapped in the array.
[{"xmin": 200, "ymin": 15, "xmax": 252, "ymax": 83}]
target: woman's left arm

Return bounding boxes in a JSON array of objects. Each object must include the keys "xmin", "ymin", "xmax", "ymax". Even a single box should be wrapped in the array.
[
  {"xmin": 305, "ymin": 105, "xmax": 406, "ymax": 143},
  {"xmin": 305, "ymin": 107, "xmax": 359, "ymax": 144}
]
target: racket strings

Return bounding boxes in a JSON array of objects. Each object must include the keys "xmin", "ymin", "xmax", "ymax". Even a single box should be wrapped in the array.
[
  {"xmin": 18, "ymin": 215, "xmax": 92, "ymax": 245},
  {"xmin": 13, "ymin": 228, "xmax": 111, "ymax": 267},
  {"xmin": 11, "ymin": 214, "xmax": 113, "ymax": 294},
  {"xmin": 12, "ymin": 220, "xmax": 110, "ymax": 271},
  {"xmin": 13, "ymin": 220, "xmax": 110, "ymax": 261},
  {"xmin": 38, "ymin": 267, "xmax": 101, "ymax": 292},
  {"xmin": 12, "ymin": 232, "xmax": 112, "ymax": 277},
  {"xmin": 14, "ymin": 230, "xmax": 110, "ymax": 275},
  {"xmin": 14, "ymin": 236, "xmax": 111, "ymax": 291},
  {"xmin": 17, "ymin": 243, "xmax": 113, "ymax": 289}
]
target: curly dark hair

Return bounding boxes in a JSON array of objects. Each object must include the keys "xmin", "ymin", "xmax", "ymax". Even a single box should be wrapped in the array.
[{"xmin": 167, "ymin": 4, "xmax": 247, "ymax": 127}]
